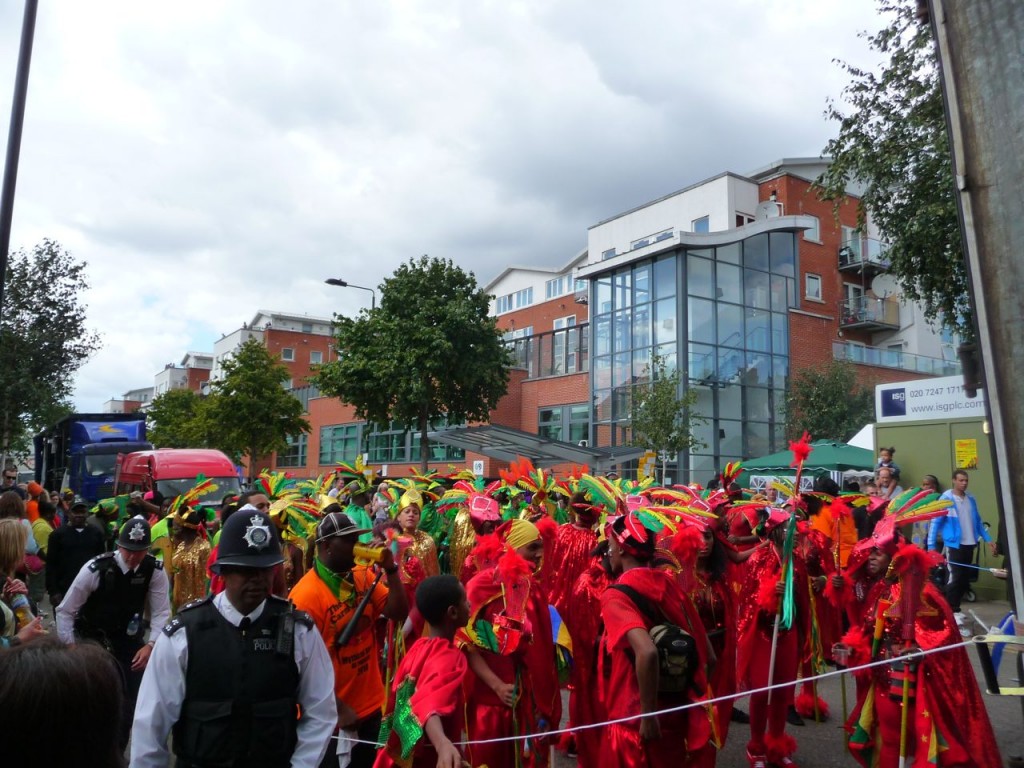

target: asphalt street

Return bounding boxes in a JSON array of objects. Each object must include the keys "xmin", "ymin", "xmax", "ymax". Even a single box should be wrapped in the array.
[{"xmin": 554, "ymin": 599, "xmax": 1023, "ymax": 768}]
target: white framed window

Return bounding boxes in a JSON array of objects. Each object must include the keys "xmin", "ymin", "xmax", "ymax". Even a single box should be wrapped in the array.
[
  {"xmin": 495, "ymin": 288, "xmax": 533, "ymax": 315},
  {"xmin": 282, "ymin": 378, "xmax": 293, "ymax": 389},
  {"xmin": 281, "ymin": 348, "xmax": 295, "ymax": 362},
  {"xmin": 553, "ymin": 315, "xmax": 576, "ymax": 330},
  {"xmin": 310, "ymin": 350, "xmax": 323, "ymax": 364},
  {"xmin": 545, "ymin": 276, "xmax": 570, "ymax": 299},
  {"xmin": 692, "ymin": 215, "xmax": 710, "ymax": 233},
  {"xmin": 803, "ymin": 215, "xmax": 821, "ymax": 242},
  {"xmin": 735, "ymin": 212, "xmax": 754, "ymax": 227},
  {"xmin": 601, "ymin": 248, "xmax": 617, "ymax": 260},
  {"xmin": 805, "ymin": 273, "xmax": 822, "ymax": 301}
]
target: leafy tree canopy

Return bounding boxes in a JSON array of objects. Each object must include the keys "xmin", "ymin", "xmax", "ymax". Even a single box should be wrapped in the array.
[
  {"xmin": 314, "ymin": 256, "xmax": 511, "ymax": 472},
  {"xmin": 786, "ymin": 360, "xmax": 874, "ymax": 442},
  {"xmin": 147, "ymin": 388, "xmax": 213, "ymax": 449},
  {"xmin": 205, "ymin": 338, "xmax": 309, "ymax": 475},
  {"xmin": 0, "ymin": 240, "xmax": 101, "ymax": 459},
  {"xmin": 818, "ymin": 0, "xmax": 969, "ymax": 338}
]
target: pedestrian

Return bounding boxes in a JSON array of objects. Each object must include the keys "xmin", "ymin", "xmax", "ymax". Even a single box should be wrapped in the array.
[
  {"xmin": 374, "ymin": 575, "xmax": 470, "ymax": 768},
  {"xmin": 131, "ymin": 507, "xmax": 337, "ymax": 767},
  {"xmin": 927, "ymin": 469, "xmax": 995, "ymax": 634},
  {"xmin": 56, "ymin": 515, "xmax": 170, "ymax": 748},
  {"xmin": 394, "ymin": 489, "xmax": 440, "ymax": 578},
  {"xmin": 289, "ymin": 512, "xmax": 409, "ymax": 768},
  {"xmin": 0, "ymin": 518, "xmax": 47, "ymax": 648},
  {"xmin": 28, "ymin": 497, "xmax": 57, "ymax": 603},
  {"xmin": 44, "ymin": 497, "xmax": 106, "ymax": 612}
]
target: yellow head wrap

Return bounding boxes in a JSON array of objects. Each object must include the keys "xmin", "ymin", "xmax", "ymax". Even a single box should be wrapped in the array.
[
  {"xmin": 399, "ymin": 489, "xmax": 423, "ymax": 511},
  {"xmin": 504, "ymin": 518, "xmax": 540, "ymax": 551}
]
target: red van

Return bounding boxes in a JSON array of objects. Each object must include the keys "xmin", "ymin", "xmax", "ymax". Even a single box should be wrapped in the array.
[{"xmin": 114, "ymin": 449, "xmax": 242, "ymax": 502}]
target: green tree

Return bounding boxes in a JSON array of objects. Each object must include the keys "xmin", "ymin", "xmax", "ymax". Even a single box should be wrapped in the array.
[
  {"xmin": 629, "ymin": 355, "xmax": 707, "ymax": 484},
  {"xmin": 0, "ymin": 240, "xmax": 101, "ymax": 461},
  {"xmin": 206, "ymin": 338, "xmax": 309, "ymax": 478},
  {"xmin": 817, "ymin": 0, "xmax": 969, "ymax": 338},
  {"xmin": 147, "ymin": 389, "xmax": 214, "ymax": 448},
  {"xmin": 314, "ymin": 256, "xmax": 511, "ymax": 472},
  {"xmin": 786, "ymin": 360, "xmax": 874, "ymax": 442}
]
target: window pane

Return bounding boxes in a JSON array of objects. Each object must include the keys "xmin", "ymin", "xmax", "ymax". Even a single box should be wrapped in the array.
[
  {"xmin": 653, "ymin": 298, "xmax": 677, "ymax": 345},
  {"xmin": 633, "ymin": 347, "xmax": 652, "ymax": 382},
  {"xmin": 613, "ymin": 352, "xmax": 632, "ymax": 387},
  {"xmin": 718, "ymin": 347, "xmax": 744, "ymax": 382},
  {"xmin": 770, "ymin": 232, "xmax": 796, "ymax": 276},
  {"xmin": 688, "ymin": 298, "xmax": 715, "ymax": 344},
  {"xmin": 594, "ymin": 316, "xmax": 611, "ymax": 356},
  {"xmin": 716, "ymin": 262, "xmax": 742, "ymax": 304},
  {"xmin": 612, "ymin": 386, "xmax": 632, "ymax": 421},
  {"xmin": 743, "ymin": 234, "xmax": 769, "ymax": 272},
  {"xmin": 633, "ymin": 303, "xmax": 652, "ymax": 349},
  {"xmin": 746, "ymin": 421, "xmax": 771, "ymax": 458},
  {"xmin": 594, "ymin": 389, "xmax": 612, "ymax": 421},
  {"xmin": 633, "ymin": 264, "xmax": 651, "ymax": 305},
  {"xmin": 745, "ymin": 387, "xmax": 771, "ymax": 422},
  {"xmin": 773, "ymin": 356, "xmax": 789, "ymax": 390},
  {"xmin": 653, "ymin": 256, "xmax": 676, "ymax": 299},
  {"xmin": 596, "ymin": 278, "xmax": 612, "ymax": 315},
  {"xmin": 746, "ymin": 352, "xmax": 772, "ymax": 387},
  {"xmin": 746, "ymin": 308, "xmax": 771, "ymax": 352},
  {"xmin": 689, "ymin": 343, "xmax": 716, "ymax": 381},
  {"xmin": 614, "ymin": 271, "xmax": 632, "ymax": 309},
  {"xmin": 690, "ymin": 453, "xmax": 717, "ymax": 483},
  {"xmin": 593, "ymin": 355, "xmax": 612, "ymax": 389},
  {"xmin": 771, "ymin": 274, "xmax": 790, "ymax": 313},
  {"xmin": 656, "ymin": 343, "xmax": 677, "ymax": 373},
  {"xmin": 613, "ymin": 309, "xmax": 632, "ymax": 353},
  {"xmin": 772, "ymin": 313, "xmax": 789, "ymax": 354},
  {"xmin": 688, "ymin": 255, "xmax": 714, "ymax": 298},
  {"xmin": 539, "ymin": 407, "xmax": 562, "ymax": 424},
  {"xmin": 719, "ymin": 419, "xmax": 743, "ymax": 458},
  {"xmin": 716, "ymin": 242, "xmax": 741, "ymax": 265},
  {"xmin": 717, "ymin": 302, "xmax": 743, "ymax": 347},
  {"xmin": 744, "ymin": 268, "xmax": 770, "ymax": 309}
]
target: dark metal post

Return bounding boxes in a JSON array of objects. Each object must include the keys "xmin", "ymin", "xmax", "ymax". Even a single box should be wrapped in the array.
[
  {"xmin": 928, "ymin": 0, "xmax": 1024, "ymax": 619},
  {"xmin": 0, "ymin": 0, "xmax": 39, "ymax": 320}
]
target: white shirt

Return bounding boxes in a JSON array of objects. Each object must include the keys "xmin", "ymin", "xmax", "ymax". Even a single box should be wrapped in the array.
[
  {"xmin": 130, "ymin": 592, "xmax": 337, "ymax": 768},
  {"xmin": 953, "ymin": 492, "xmax": 977, "ymax": 545},
  {"xmin": 56, "ymin": 550, "xmax": 171, "ymax": 645}
]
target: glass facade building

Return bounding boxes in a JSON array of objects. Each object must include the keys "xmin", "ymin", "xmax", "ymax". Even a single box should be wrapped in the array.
[{"xmin": 587, "ymin": 228, "xmax": 798, "ymax": 483}]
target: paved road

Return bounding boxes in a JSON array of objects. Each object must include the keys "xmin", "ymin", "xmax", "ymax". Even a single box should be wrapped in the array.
[{"xmin": 555, "ymin": 599, "xmax": 1023, "ymax": 768}]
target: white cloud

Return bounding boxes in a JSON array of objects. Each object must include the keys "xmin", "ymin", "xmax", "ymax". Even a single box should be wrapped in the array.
[{"xmin": 0, "ymin": 0, "xmax": 884, "ymax": 410}]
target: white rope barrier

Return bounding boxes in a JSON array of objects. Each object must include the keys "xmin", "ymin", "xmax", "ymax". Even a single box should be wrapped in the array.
[{"xmin": 333, "ymin": 636, "xmax": 982, "ymax": 748}]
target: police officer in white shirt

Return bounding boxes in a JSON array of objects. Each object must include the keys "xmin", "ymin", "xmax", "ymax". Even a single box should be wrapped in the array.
[
  {"xmin": 56, "ymin": 515, "xmax": 171, "ymax": 748},
  {"xmin": 130, "ymin": 506, "xmax": 336, "ymax": 768}
]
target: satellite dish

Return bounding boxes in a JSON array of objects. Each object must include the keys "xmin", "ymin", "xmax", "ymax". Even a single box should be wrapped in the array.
[
  {"xmin": 870, "ymin": 273, "xmax": 899, "ymax": 296},
  {"xmin": 755, "ymin": 201, "xmax": 781, "ymax": 220}
]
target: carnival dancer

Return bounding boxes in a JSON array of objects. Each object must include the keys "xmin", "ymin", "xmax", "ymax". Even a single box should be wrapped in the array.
[
  {"xmin": 255, "ymin": 470, "xmax": 322, "ymax": 590},
  {"xmin": 600, "ymin": 511, "xmax": 715, "ymax": 768},
  {"xmin": 169, "ymin": 504, "xmax": 211, "ymax": 612},
  {"xmin": 336, "ymin": 459, "xmax": 377, "ymax": 544},
  {"xmin": 393, "ymin": 489, "xmax": 441, "ymax": 577},
  {"xmin": 374, "ymin": 575, "xmax": 470, "ymax": 768},
  {"xmin": 461, "ymin": 518, "xmax": 561, "ymax": 768},
  {"xmin": 436, "ymin": 476, "xmax": 502, "ymax": 581},
  {"xmin": 838, "ymin": 489, "xmax": 1001, "ymax": 768}
]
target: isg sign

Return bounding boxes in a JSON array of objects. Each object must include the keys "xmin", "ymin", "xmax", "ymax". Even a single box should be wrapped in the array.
[{"xmin": 875, "ymin": 375, "xmax": 986, "ymax": 423}]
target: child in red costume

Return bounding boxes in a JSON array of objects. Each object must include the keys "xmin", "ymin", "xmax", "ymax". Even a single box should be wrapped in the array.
[
  {"xmin": 460, "ymin": 519, "xmax": 561, "ymax": 768},
  {"xmin": 600, "ymin": 512, "xmax": 715, "ymax": 768},
  {"xmin": 375, "ymin": 575, "xmax": 470, "ymax": 768}
]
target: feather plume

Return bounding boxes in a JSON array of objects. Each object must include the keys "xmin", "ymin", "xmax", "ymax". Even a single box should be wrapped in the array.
[
  {"xmin": 168, "ymin": 475, "xmax": 219, "ymax": 518},
  {"xmin": 497, "ymin": 547, "xmax": 532, "ymax": 582},
  {"xmin": 789, "ymin": 431, "xmax": 813, "ymax": 467},
  {"xmin": 721, "ymin": 461, "xmax": 743, "ymax": 486}
]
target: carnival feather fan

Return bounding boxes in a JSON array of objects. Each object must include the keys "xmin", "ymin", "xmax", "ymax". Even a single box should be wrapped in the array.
[
  {"xmin": 253, "ymin": 470, "xmax": 295, "ymax": 501},
  {"xmin": 168, "ymin": 475, "xmax": 219, "ymax": 518},
  {"xmin": 886, "ymin": 487, "xmax": 953, "ymax": 527}
]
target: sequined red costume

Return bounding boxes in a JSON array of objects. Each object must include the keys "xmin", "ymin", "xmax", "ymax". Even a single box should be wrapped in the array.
[
  {"xmin": 692, "ymin": 568, "xmax": 737, "ymax": 738},
  {"xmin": 842, "ymin": 579, "xmax": 1001, "ymax": 768},
  {"xmin": 548, "ymin": 523, "xmax": 597, "ymax": 614}
]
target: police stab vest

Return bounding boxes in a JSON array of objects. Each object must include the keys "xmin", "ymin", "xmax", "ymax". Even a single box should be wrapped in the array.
[{"xmin": 76, "ymin": 552, "xmax": 156, "ymax": 649}]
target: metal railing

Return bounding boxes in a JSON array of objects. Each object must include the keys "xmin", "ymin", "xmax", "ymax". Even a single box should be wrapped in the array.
[
  {"xmin": 838, "ymin": 295, "xmax": 900, "ymax": 328},
  {"xmin": 832, "ymin": 341, "xmax": 960, "ymax": 376},
  {"xmin": 839, "ymin": 236, "xmax": 890, "ymax": 270},
  {"xmin": 506, "ymin": 324, "xmax": 590, "ymax": 379}
]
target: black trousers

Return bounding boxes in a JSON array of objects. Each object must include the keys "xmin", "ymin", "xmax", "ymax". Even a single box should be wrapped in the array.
[
  {"xmin": 319, "ymin": 712, "xmax": 382, "ymax": 768},
  {"xmin": 945, "ymin": 543, "xmax": 977, "ymax": 612}
]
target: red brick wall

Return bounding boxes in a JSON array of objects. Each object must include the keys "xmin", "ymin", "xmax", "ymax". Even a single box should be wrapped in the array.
[
  {"xmin": 264, "ymin": 329, "xmax": 335, "ymax": 387},
  {"xmin": 186, "ymin": 367, "xmax": 210, "ymax": 392},
  {"xmin": 518, "ymin": 373, "xmax": 589, "ymax": 428},
  {"xmin": 496, "ymin": 296, "xmax": 588, "ymax": 335}
]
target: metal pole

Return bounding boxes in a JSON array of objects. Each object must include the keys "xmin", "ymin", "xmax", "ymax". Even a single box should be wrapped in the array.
[
  {"xmin": 927, "ymin": 0, "xmax": 1024, "ymax": 620},
  {"xmin": 0, "ymin": 0, "xmax": 39, "ymax": 320}
]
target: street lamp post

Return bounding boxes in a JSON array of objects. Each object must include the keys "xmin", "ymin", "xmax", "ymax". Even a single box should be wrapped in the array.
[{"xmin": 325, "ymin": 278, "xmax": 376, "ymax": 309}]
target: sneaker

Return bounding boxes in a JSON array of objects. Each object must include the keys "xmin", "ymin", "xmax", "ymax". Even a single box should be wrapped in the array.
[
  {"xmin": 960, "ymin": 625, "xmax": 971, "ymax": 638},
  {"xmin": 770, "ymin": 757, "xmax": 798, "ymax": 768},
  {"xmin": 954, "ymin": 611, "xmax": 966, "ymax": 624},
  {"xmin": 747, "ymin": 750, "xmax": 768, "ymax": 768},
  {"xmin": 786, "ymin": 705, "xmax": 806, "ymax": 726}
]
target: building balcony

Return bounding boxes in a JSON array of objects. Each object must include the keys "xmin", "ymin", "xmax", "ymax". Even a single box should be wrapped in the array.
[
  {"xmin": 838, "ymin": 295, "xmax": 899, "ymax": 331},
  {"xmin": 832, "ymin": 341, "xmax": 960, "ymax": 376},
  {"xmin": 506, "ymin": 324, "xmax": 589, "ymax": 380},
  {"xmin": 838, "ymin": 236, "xmax": 890, "ymax": 275}
]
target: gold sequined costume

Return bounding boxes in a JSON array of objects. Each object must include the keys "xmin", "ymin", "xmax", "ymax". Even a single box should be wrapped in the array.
[
  {"xmin": 171, "ymin": 537, "xmax": 211, "ymax": 611},
  {"xmin": 406, "ymin": 529, "xmax": 440, "ymax": 578}
]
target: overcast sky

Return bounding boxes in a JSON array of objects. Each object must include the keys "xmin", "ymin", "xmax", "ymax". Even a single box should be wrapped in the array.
[{"xmin": 0, "ymin": 0, "xmax": 884, "ymax": 410}]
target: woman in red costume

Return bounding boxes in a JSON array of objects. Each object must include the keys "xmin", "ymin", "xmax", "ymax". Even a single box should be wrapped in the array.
[
  {"xmin": 837, "ymin": 493, "xmax": 1002, "ymax": 768},
  {"xmin": 549, "ymin": 491, "xmax": 599, "ymax": 617},
  {"xmin": 735, "ymin": 507, "xmax": 809, "ymax": 768},
  {"xmin": 460, "ymin": 518, "xmax": 561, "ymax": 768},
  {"xmin": 600, "ymin": 512, "xmax": 715, "ymax": 768}
]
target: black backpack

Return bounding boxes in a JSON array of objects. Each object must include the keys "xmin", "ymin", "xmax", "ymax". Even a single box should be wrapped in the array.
[{"xmin": 609, "ymin": 583, "xmax": 699, "ymax": 695}]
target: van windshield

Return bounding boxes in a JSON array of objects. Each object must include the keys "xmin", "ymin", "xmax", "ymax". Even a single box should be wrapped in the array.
[
  {"xmin": 84, "ymin": 454, "xmax": 119, "ymax": 477},
  {"xmin": 156, "ymin": 476, "xmax": 242, "ymax": 502}
]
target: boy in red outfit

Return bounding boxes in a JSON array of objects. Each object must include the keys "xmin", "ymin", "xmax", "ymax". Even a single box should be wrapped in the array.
[{"xmin": 375, "ymin": 575, "xmax": 470, "ymax": 768}]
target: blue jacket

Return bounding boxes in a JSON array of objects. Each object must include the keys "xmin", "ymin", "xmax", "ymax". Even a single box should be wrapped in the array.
[{"xmin": 927, "ymin": 490, "xmax": 990, "ymax": 550}]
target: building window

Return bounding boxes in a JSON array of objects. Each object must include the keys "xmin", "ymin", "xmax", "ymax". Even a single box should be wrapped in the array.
[
  {"xmin": 631, "ymin": 237, "xmax": 650, "ymax": 250},
  {"xmin": 654, "ymin": 229, "xmax": 673, "ymax": 243},
  {"xmin": 277, "ymin": 433, "xmax": 308, "ymax": 468},
  {"xmin": 310, "ymin": 350, "xmax": 323, "ymax": 364},
  {"xmin": 495, "ymin": 287, "xmax": 534, "ymax": 315},
  {"xmin": 735, "ymin": 212, "xmax": 754, "ymax": 227},
  {"xmin": 601, "ymin": 248, "xmax": 617, "ymax": 260},
  {"xmin": 282, "ymin": 378, "xmax": 293, "ymax": 390},
  {"xmin": 281, "ymin": 347, "xmax": 295, "ymax": 361},
  {"xmin": 692, "ymin": 216, "xmax": 710, "ymax": 234},
  {"xmin": 301, "ymin": 322, "xmax": 313, "ymax": 333},
  {"xmin": 545, "ymin": 276, "xmax": 569, "ymax": 299},
  {"xmin": 805, "ymin": 273, "xmax": 822, "ymax": 301},
  {"xmin": 319, "ymin": 424, "xmax": 361, "ymax": 465},
  {"xmin": 502, "ymin": 326, "xmax": 533, "ymax": 342},
  {"xmin": 803, "ymin": 215, "xmax": 821, "ymax": 242},
  {"xmin": 539, "ymin": 404, "xmax": 590, "ymax": 444}
]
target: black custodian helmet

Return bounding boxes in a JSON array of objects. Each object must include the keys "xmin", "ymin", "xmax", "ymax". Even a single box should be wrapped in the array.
[
  {"xmin": 118, "ymin": 516, "xmax": 152, "ymax": 551},
  {"xmin": 211, "ymin": 507, "xmax": 284, "ymax": 572}
]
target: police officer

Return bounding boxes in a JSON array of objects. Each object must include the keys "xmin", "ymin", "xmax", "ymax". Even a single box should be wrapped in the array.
[
  {"xmin": 131, "ymin": 506, "xmax": 336, "ymax": 768},
  {"xmin": 56, "ymin": 514, "xmax": 171, "ymax": 747}
]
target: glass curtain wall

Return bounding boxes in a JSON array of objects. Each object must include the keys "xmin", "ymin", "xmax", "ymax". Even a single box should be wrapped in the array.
[{"xmin": 590, "ymin": 231, "xmax": 796, "ymax": 482}]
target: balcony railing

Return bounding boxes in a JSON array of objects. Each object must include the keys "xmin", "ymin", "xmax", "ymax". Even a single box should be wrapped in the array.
[
  {"xmin": 506, "ymin": 324, "xmax": 589, "ymax": 380},
  {"xmin": 838, "ymin": 295, "xmax": 900, "ymax": 330},
  {"xmin": 839, "ymin": 236, "xmax": 890, "ymax": 273},
  {"xmin": 832, "ymin": 341, "xmax": 960, "ymax": 376}
]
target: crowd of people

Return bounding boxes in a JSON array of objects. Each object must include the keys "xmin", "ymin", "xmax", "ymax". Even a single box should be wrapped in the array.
[{"xmin": 0, "ymin": 445, "xmax": 1007, "ymax": 768}]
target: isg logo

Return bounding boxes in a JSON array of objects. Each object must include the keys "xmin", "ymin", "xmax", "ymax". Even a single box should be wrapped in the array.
[{"xmin": 881, "ymin": 387, "xmax": 907, "ymax": 417}]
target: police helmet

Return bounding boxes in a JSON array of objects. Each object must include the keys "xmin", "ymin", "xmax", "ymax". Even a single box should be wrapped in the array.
[
  {"xmin": 211, "ymin": 506, "xmax": 284, "ymax": 572},
  {"xmin": 118, "ymin": 515, "xmax": 152, "ymax": 551}
]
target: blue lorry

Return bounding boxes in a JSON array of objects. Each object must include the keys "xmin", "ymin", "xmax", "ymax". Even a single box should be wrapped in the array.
[{"xmin": 34, "ymin": 414, "xmax": 153, "ymax": 503}]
